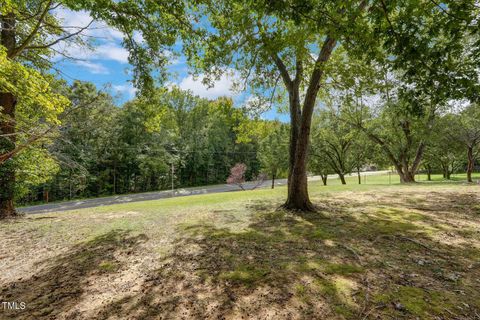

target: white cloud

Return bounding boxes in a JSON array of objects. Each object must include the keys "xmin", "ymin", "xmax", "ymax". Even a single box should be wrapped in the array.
[
  {"xmin": 177, "ymin": 72, "xmax": 239, "ymax": 99},
  {"xmin": 52, "ymin": 7, "xmax": 129, "ymax": 64},
  {"xmin": 55, "ymin": 8, "xmax": 124, "ymax": 41},
  {"xmin": 75, "ymin": 61, "xmax": 109, "ymax": 74},
  {"xmin": 53, "ymin": 41, "xmax": 129, "ymax": 64},
  {"xmin": 95, "ymin": 43, "xmax": 130, "ymax": 63},
  {"xmin": 112, "ymin": 84, "xmax": 137, "ymax": 99}
]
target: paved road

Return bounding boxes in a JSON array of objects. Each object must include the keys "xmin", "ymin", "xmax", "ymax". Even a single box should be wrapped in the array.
[{"xmin": 19, "ymin": 171, "xmax": 388, "ymax": 214}]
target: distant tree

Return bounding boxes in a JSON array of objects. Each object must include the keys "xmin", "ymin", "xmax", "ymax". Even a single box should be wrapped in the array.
[
  {"xmin": 227, "ymin": 163, "xmax": 247, "ymax": 190},
  {"xmin": 308, "ymin": 146, "xmax": 331, "ymax": 186},
  {"xmin": 446, "ymin": 104, "xmax": 480, "ymax": 182},
  {"xmin": 423, "ymin": 115, "xmax": 464, "ymax": 180},
  {"xmin": 350, "ymin": 134, "xmax": 377, "ymax": 184},
  {"xmin": 324, "ymin": 0, "xmax": 480, "ymax": 184},
  {"xmin": 311, "ymin": 111, "xmax": 358, "ymax": 185},
  {"xmin": 251, "ymin": 173, "xmax": 268, "ymax": 190},
  {"xmin": 258, "ymin": 123, "xmax": 289, "ymax": 189}
]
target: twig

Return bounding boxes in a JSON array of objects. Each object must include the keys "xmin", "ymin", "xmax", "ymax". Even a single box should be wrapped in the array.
[
  {"xmin": 361, "ymin": 304, "xmax": 384, "ymax": 320},
  {"xmin": 396, "ymin": 235, "xmax": 432, "ymax": 251},
  {"xmin": 474, "ymin": 310, "xmax": 480, "ymax": 320},
  {"xmin": 358, "ymin": 274, "xmax": 373, "ymax": 319},
  {"xmin": 372, "ymin": 234, "xmax": 435, "ymax": 252},
  {"xmin": 339, "ymin": 243, "xmax": 363, "ymax": 264},
  {"xmin": 444, "ymin": 308, "xmax": 459, "ymax": 318}
]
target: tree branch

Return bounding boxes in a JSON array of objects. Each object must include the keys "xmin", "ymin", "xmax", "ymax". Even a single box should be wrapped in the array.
[
  {"xmin": 10, "ymin": 0, "xmax": 53, "ymax": 58},
  {"xmin": 271, "ymin": 53, "xmax": 293, "ymax": 91},
  {"xmin": 24, "ymin": 20, "xmax": 94, "ymax": 51}
]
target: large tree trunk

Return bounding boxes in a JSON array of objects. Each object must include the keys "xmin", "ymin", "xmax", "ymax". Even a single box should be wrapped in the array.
[
  {"xmin": 283, "ymin": 37, "xmax": 337, "ymax": 211},
  {"xmin": 0, "ymin": 13, "xmax": 17, "ymax": 218},
  {"xmin": 393, "ymin": 161, "xmax": 416, "ymax": 183},
  {"xmin": 467, "ymin": 146, "xmax": 474, "ymax": 183},
  {"xmin": 285, "ymin": 120, "xmax": 314, "ymax": 210},
  {"xmin": 398, "ymin": 170, "xmax": 416, "ymax": 183},
  {"xmin": 396, "ymin": 141, "xmax": 425, "ymax": 184}
]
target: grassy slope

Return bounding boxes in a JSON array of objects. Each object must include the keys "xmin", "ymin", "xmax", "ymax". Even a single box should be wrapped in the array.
[{"xmin": 1, "ymin": 173, "xmax": 479, "ymax": 319}]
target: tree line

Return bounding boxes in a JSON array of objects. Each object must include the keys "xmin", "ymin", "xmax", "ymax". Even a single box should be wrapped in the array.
[{"xmin": 16, "ymin": 82, "xmax": 292, "ymax": 204}]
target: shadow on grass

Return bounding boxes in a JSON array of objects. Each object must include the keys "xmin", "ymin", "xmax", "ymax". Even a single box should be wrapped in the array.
[
  {"xmin": 2, "ymin": 190, "xmax": 479, "ymax": 319},
  {"xmin": 98, "ymin": 194, "xmax": 479, "ymax": 319},
  {"xmin": 0, "ymin": 230, "xmax": 147, "ymax": 320}
]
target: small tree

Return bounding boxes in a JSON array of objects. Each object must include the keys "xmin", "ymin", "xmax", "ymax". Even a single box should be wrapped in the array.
[
  {"xmin": 258, "ymin": 123, "xmax": 289, "ymax": 189},
  {"xmin": 445, "ymin": 104, "xmax": 480, "ymax": 183},
  {"xmin": 227, "ymin": 163, "xmax": 247, "ymax": 190},
  {"xmin": 311, "ymin": 111, "xmax": 357, "ymax": 185},
  {"xmin": 308, "ymin": 147, "xmax": 331, "ymax": 186}
]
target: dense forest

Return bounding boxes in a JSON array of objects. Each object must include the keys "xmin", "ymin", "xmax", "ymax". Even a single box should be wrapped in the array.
[{"xmin": 16, "ymin": 82, "xmax": 291, "ymax": 204}]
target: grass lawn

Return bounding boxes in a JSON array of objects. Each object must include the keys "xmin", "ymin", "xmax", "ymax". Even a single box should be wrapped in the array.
[{"xmin": 1, "ymin": 173, "xmax": 479, "ymax": 319}]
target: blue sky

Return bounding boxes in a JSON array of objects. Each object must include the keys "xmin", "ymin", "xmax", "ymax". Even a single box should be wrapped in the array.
[{"xmin": 53, "ymin": 8, "xmax": 288, "ymax": 121}]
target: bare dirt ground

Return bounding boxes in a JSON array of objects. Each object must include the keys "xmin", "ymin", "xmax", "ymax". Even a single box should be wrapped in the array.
[{"xmin": 1, "ymin": 184, "xmax": 479, "ymax": 319}]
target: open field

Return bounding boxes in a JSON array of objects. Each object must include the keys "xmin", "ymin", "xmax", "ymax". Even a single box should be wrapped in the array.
[{"xmin": 1, "ymin": 174, "xmax": 480, "ymax": 319}]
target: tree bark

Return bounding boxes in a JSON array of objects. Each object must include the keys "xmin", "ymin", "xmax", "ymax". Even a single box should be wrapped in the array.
[
  {"xmin": 271, "ymin": 172, "xmax": 275, "ymax": 189},
  {"xmin": 338, "ymin": 173, "xmax": 346, "ymax": 185},
  {"xmin": 0, "ymin": 13, "xmax": 18, "ymax": 218},
  {"xmin": 467, "ymin": 146, "xmax": 474, "ymax": 183},
  {"xmin": 357, "ymin": 167, "xmax": 361, "ymax": 184},
  {"xmin": 283, "ymin": 37, "xmax": 337, "ymax": 211},
  {"xmin": 321, "ymin": 175, "xmax": 327, "ymax": 186},
  {"xmin": 397, "ymin": 169, "xmax": 416, "ymax": 183},
  {"xmin": 442, "ymin": 165, "xmax": 451, "ymax": 180},
  {"xmin": 426, "ymin": 165, "xmax": 431, "ymax": 181}
]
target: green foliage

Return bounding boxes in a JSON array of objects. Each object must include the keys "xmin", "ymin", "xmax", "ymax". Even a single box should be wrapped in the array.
[
  {"xmin": 311, "ymin": 110, "xmax": 356, "ymax": 176},
  {"xmin": 366, "ymin": 0, "xmax": 480, "ymax": 104},
  {"xmin": 15, "ymin": 148, "xmax": 60, "ymax": 200},
  {"xmin": 0, "ymin": 47, "xmax": 68, "ymax": 125},
  {"xmin": 0, "ymin": 46, "xmax": 68, "ymax": 201},
  {"xmin": 423, "ymin": 115, "xmax": 464, "ymax": 176},
  {"xmin": 310, "ymin": 109, "xmax": 375, "ymax": 181},
  {"xmin": 257, "ymin": 122, "xmax": 289, "ymax": 180},
  {"xmin": 184, "ymin": 0, "xmax": 370, "ymax": 107},
  {"xmin": 18, "ymin": 85, "xmax": 265, "ymax": 203}
]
